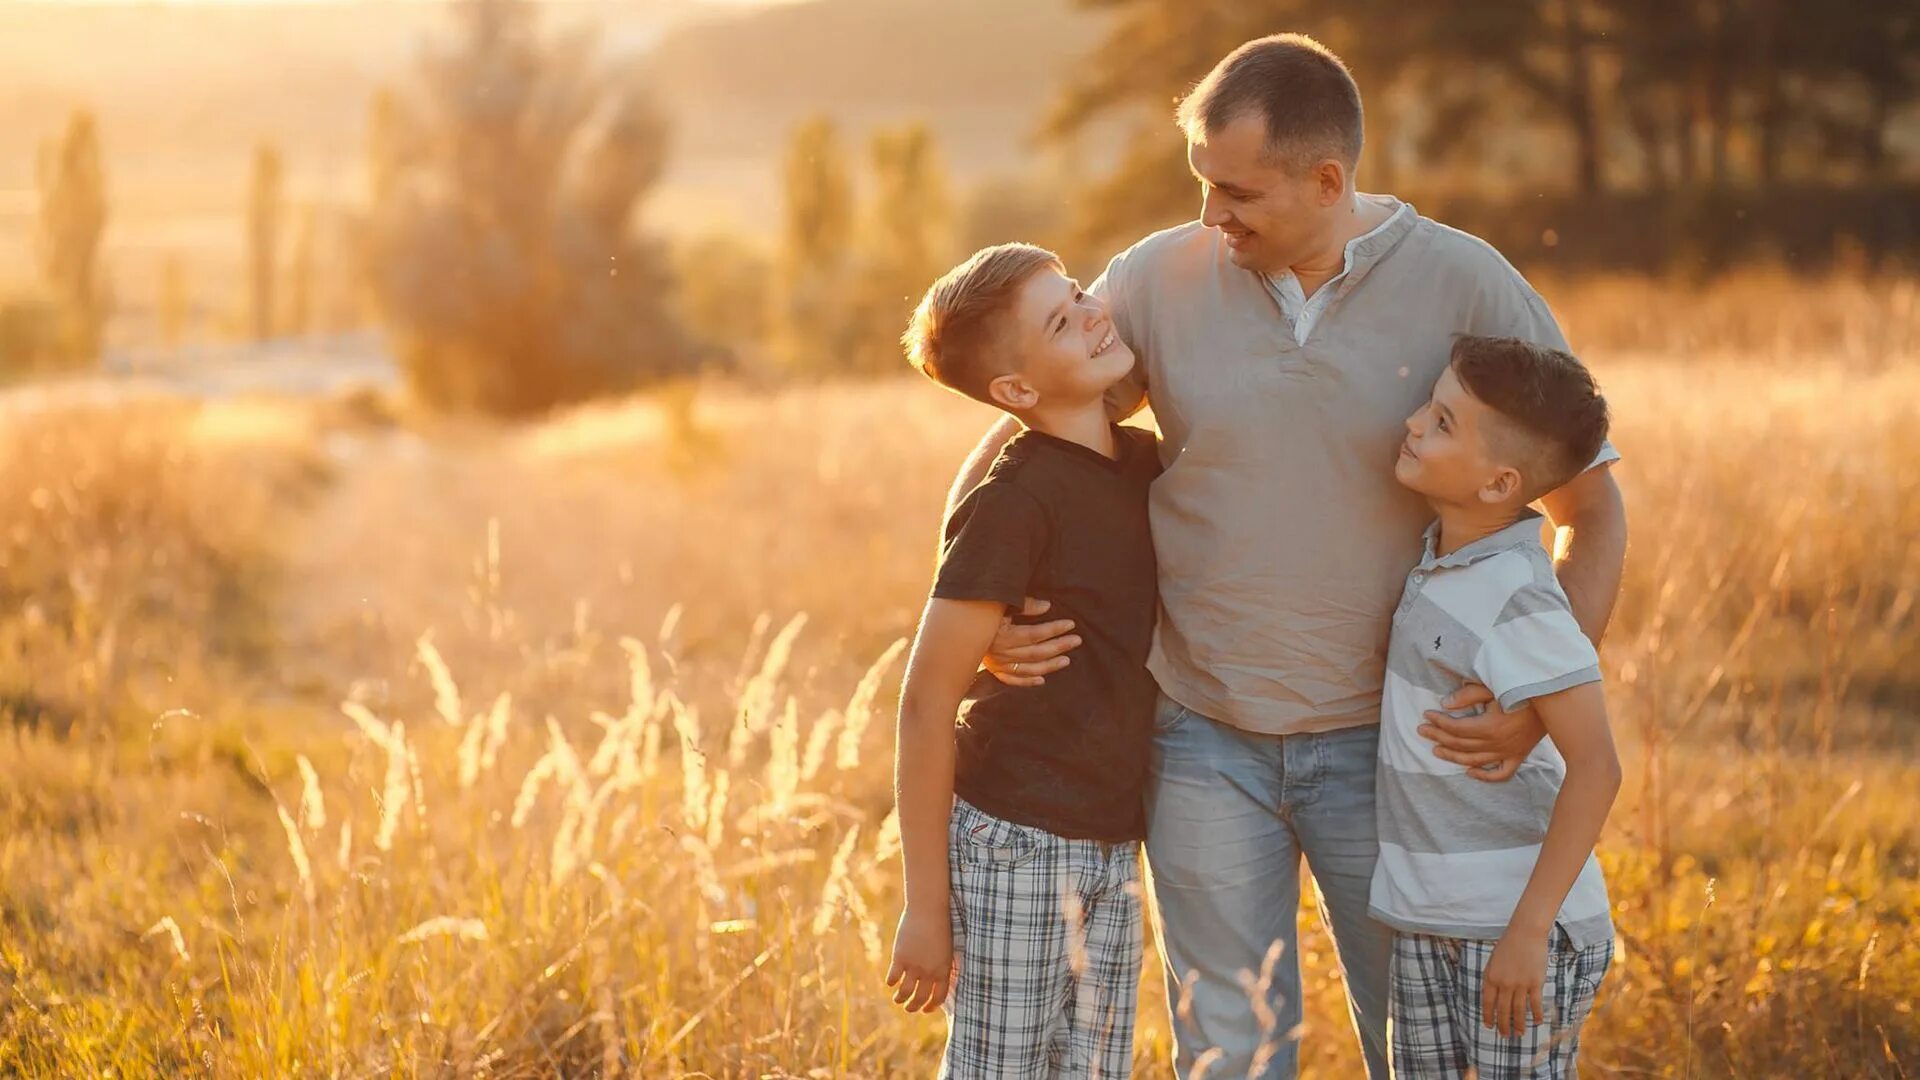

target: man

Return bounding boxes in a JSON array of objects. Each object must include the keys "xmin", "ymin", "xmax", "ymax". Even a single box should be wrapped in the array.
[{"xmin": 946, "ymin": 33, "xmax": 1628, "ymax": 1080}]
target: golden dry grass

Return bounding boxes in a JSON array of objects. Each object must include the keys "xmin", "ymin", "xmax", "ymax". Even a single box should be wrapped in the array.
[{"xmin": 0, "ymin": 290, "xmax": 1917, "ymax": 1077}]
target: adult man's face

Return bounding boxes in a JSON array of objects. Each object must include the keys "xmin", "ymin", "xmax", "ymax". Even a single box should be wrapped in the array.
[{"xmin": 1187, "ymin": 111, "xmax": 1342, "ymax": 276}]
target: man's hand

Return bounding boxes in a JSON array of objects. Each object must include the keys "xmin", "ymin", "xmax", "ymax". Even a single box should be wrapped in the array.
[
  {"xmin": 885, "ymin": 905, "xmax": 954, "ymax": 1014},
  {"xmin": 982, "ymin": 598, "xmax": 1082, "ymax": 687},
  {"xmin": 1418, "ymin": 683, "xmax": 1546, "ymax": 782}
]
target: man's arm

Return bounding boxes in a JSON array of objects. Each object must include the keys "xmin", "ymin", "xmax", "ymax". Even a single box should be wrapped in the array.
[
  {"xmin": 1480, "ymin": 680, "xmax": 1621, "ymax": 1036},
  {"xmin": 1422, "ymin": 464, "xmax": 1627, "ymax": 780},
  {"xmin": 1538, "ymin": 463, "xmax": 1627, "ymax": 645},
  {"xmin": 886, "ymin": 596, "xmax": 1006, "ymax": 1013}
]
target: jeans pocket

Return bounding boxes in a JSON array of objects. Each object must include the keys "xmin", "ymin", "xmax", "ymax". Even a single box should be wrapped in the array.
[{"xmin": 1151, "ymin": 695, "xmax": 1190, "ymax": 735}]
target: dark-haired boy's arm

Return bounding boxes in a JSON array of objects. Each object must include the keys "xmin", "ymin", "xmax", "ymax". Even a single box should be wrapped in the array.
[
  {"xmin": 886, "ymin": 596, "xmax": 1007, "ymax": 1014},
  {"xmin": 1480, "ymin": 680, "xmax": 1621, "ymax": 1036}
]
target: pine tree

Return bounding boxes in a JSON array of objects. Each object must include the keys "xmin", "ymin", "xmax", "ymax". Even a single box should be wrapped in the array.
[
  {"xmin": 285, "ymin": 207, "xmax": 317, "ymax": 338},
  {"xmin": 159, "ymin": 254, "xmax": 189, "ymax": 353},
  {"xmin": 35, "ymin": 109, "xmax": 109, "ymax": 367},
  {"xmin": 248, "ymin": 144, "xmax": 283, "ymax": 342},
  {"xmin": 774, "ymin": 115, "xmax": 856, "ymax": 374},
  {"xmin": 857, "ymin": 123, "xmax": 952, "ymax": 373}
]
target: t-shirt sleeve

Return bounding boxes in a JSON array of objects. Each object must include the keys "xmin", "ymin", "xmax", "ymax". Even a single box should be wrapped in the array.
[
  {"xmin": 1090, "ymin": 248, "xmax": 1148, "ymax": 421},
  {"xmin": 1470, "ymin": 276, "xmax": 1620, "ymax": 472},
  {"xmin": 1121, "ymin": 424, "xmax": 1164, "ymax": 478},
  {"xmin": 1469, "ymin": 582, "xmax": 1602, "ymax": 713},
  {"xmin": 931, "ymin": 482, "xmax": 1048, "ymax": 609}
]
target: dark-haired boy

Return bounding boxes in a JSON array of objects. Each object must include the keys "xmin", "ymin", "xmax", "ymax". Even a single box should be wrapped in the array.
[{"xmin": 1372, "ymin": 335, "xmax": 1622, "ymax": 1079}]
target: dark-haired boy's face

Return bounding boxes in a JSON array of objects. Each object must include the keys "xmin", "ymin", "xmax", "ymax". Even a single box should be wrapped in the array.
[
  {"xmin": 1189, "ymin": 112, "xmax": 1339, "ymax": 275},
  {"xmin": 985, "ymin": 268, "xmax": 1135, "ymax": 412},
  {"xmin": 1396, "ymin": 366, "xmax": 1522, "ymax": 507}
]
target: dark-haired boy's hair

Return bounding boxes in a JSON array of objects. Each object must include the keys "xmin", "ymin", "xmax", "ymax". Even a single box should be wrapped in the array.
[{"xmin": 1449, "ymin": 335, "xmax": 1610, "ymax": 500}]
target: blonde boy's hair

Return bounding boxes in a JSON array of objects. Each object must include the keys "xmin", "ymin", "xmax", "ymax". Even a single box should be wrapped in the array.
[{"xmin": 901, "ymin": 243, "xmax": 1063, "ymax": 405}]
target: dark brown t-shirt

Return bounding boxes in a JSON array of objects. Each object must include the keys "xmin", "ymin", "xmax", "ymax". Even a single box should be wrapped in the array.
[{"xmin": 931, "ymin": 423, "xmax": 1161, "ymax": 842}]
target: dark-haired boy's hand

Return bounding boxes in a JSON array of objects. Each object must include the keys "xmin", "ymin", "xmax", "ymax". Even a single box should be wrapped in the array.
[
  {"xmin": 1482, "ymin": 928, "xmax": 1548, "ymax": 1037},
  {"xmin": 982, "ymin": 597, "xmax": 1080, "ymax": 687}
]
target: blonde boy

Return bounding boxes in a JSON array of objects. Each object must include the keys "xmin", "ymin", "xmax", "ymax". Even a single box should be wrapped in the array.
[{"xmin": 884, "ymin": 243, "xmax": 1159, "ymax": 1078}]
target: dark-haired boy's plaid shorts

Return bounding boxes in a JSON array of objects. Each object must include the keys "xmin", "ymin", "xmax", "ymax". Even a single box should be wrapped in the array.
[
  {"xmin": 1389, "ymin": 926, "xmax": 1614, "ymax": 1079},
  {"xmin": 939, "ymin": 797, "xmax": 1142, "ymax": 1079}
]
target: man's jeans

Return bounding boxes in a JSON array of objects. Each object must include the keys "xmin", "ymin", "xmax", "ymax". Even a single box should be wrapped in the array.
[{"xmin": 1145, "ymin": 692, "xmax": 1392, "ymax": 1079}]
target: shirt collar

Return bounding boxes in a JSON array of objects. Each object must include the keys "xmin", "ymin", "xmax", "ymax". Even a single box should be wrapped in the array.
[
  {"xmin": 1264, "ymin": 194, "xmax": 1415, "ymax": 297},
  {"xmin": 1419, "ymin": 509, "xmax": 1547, "ymax": 570}
]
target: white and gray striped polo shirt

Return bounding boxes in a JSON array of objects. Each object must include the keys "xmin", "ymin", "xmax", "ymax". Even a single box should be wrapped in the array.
[{"xmin": 1367, "ymin": 511, "xmax": 1614, "ymax": 947}]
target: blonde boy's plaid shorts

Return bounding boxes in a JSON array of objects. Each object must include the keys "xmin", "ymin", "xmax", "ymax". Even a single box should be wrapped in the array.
[
  {"xmin": 1390, "ymin": 926, "xmax": 1614, "ymax": 1079},
  {"xmin": 938, "ymin": 797, "xmax": 1142, "ymax": 1080}
]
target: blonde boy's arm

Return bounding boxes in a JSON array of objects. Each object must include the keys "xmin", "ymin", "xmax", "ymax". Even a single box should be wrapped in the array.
[
  {"xmin": 945, "ymin": 415, "xmax": 1022, "ymax": 518},
  {"xmin": 886, "ymin": 596, "xmax": 1006, "ymax": 1013}
]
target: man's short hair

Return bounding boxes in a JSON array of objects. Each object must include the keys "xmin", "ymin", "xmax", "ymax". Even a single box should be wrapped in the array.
[
  {"xmin": 1175, "ymin": 33, "xmax": 1364, "ymax": 173},
  {"xmin": 902, "ymin": 243, "xmax": 1063, "ymax": 406},
  {"xmin": 1449, "ymin": 335, "xmax": 1610, "ymax": 500}
]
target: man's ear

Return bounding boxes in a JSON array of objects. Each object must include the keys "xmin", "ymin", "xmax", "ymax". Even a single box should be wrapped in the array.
[
  {"xmin": 1480, "ymin": 465, "xmax": 1524, "ymax": 505},
  {"xmin": 986, "ymin": 373, "xmax": 1037, "ymax": 412},
  {"xmin": 1314, "ymin": 159, "xmax": 1347, "ymax": 206}
]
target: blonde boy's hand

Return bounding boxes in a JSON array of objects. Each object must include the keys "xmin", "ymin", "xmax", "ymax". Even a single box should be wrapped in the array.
[
  {"xmin": 1482, "ymin": 929, "xmax": 1549, "ymax": 1037},
  {"xmin": 885, "ymin": 905, "xmax": 954, "ymax": 1013}
]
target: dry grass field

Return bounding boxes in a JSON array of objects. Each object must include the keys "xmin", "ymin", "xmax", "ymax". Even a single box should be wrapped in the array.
[{"xmin": 0, "ymin": 274, "xmax": 1917, "ymax": 1078}]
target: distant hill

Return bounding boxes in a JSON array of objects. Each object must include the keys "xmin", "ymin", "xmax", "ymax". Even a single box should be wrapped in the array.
[
  {"xmin": 0, "ymin": 0, "xmax": 1111, "ymax": 263},
  {"xmin": 650, "ymin": 0, "xmax": 1105, "ymax": 163}
]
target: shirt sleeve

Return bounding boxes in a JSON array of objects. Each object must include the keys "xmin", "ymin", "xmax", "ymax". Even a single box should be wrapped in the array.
[
  {"xmin": 1469, "ymin": 582, "xmax": 1603, "ymax": 713},
  {"xmin": 1121, "ymin": 424, "xmax": 1164, "ymax": 478},
  {"xmin": 1471, "ymin": 279, "xmax": 1620, "ymax": 472},
  {"xmin": 931, "ymin": 482, "xmax": 1049, "ymax": 609},
  {"xmin": 1090, "ymin": 248, "xmax": 1148, "ymax": 421}
]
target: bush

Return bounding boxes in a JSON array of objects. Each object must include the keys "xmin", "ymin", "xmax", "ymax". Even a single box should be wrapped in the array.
[{"xmin": 361, "ymin": 0, "xmax": 699, "ymax": 418}]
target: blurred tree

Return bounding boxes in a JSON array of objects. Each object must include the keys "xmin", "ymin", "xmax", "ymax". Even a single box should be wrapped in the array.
[
  {"xmin": 957, "ymin": 173, "xmax": 1071, "ymax": 265},
  {"xmin": 1044, "ymin": 2, "xmax": 1461, "ymax": 254},
  {"xmin": 361, "ymin": 0, "xmax": 697, "ymax": 416},
  {"xmin": 674, "ymin": 232, "xmax": 773, "ymax": 363},
  {"xmin": 248, "ymin": 143, "xmax": 283, "ymax": 342},
  {"xmin": 285, "ymin": 206, "xmax": 316, "ymax": 338},
  {"xmin": 35, "ymin": 109, "xmax": 109, "ymax": 368},
  {"xmin": 1048, "ymin": 0, "xmax": 1920, "ymax": 252},
  {"xmin": 0, "ymin": 295, "xmax": 66, "ymax": 377},
  {"xmin": 159, "ymin": 254, "xmax": 189, "ymax": 353},
  {"xmin": 854, "ymin": 123, "xmax": 953, "ymax": 372},
  {"xmin": 774, "ymin": 115, "xmax": 859, "ymax": 374}
]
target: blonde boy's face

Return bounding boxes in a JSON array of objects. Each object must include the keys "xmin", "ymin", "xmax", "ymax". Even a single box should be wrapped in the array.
[
  {"xmin": 1396, "ymin": 366, "xmax": 1522, "ymax": 507},
  {"xmin": 985, "ymin": 268, "xmax": 1135, "ymax": 412}
]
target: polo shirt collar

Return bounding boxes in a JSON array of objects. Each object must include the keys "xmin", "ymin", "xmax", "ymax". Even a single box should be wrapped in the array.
[
  {"xmin": 1335, "ymin": 194, "xmax": 1416, "ymax": 296},
  {"xmin": 1419, "ymin": 509, "xmax": 1546, "ymax": 570}
]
